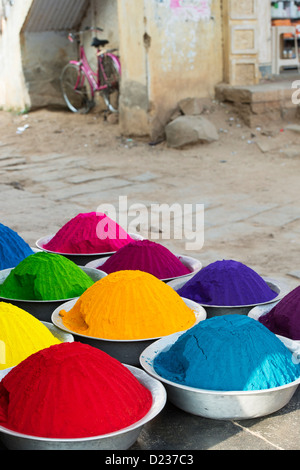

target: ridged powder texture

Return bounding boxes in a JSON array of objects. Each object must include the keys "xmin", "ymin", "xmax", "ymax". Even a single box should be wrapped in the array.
[
  {"xmin": 100, "ymin": 239, "xmax": 191, "ymax": 279},
  {"xmin": 60, "ymin": 270, "xmax": 196, "ymax": 339},
  {"xmin": 177, "ymin": 259, "xmax": 277, "ymax": 306},
  {"xmin": 0, "ymin": 342, "xmax": 152, "ymax": 438},
  {"xmin": 259, "ymin": 285, "xmax": 300, "ymax": 340},
  {"xmin": 0, "ymin": 302, "xmax": 60, "ymax": 370},
  {"xmin": 43, "ymin": 212, "xmax": 133, "ymax": 254},
  {"xmin": 0, "ymin": 223, "xmax": 33, "ymax": 270},
  {"xmin": 153, "ymin": 314, "xmax": 300, "ymax": 391},
  {"xmin": 0, "ymin": 251, "xmax": 94, "ymax": 300}
]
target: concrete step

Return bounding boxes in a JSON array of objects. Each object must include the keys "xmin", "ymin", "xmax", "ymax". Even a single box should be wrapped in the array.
[{"xmin": 215, "ymin": 79, "xmax": 300, "ymax": 127}]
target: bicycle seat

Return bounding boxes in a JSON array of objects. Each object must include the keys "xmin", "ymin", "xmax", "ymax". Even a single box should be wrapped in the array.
[{"xmin": 91, "ymin": 37, "xmax": 109, "ymax": 48}]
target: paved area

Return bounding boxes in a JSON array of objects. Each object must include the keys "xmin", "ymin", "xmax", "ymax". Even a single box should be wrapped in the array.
[{"xmin": 0, "ymin": 106, "xmax": 300, "ymax": 450}]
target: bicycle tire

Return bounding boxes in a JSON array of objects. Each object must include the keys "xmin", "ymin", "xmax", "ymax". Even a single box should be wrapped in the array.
[
  {"xmin": 98, "ymin": 55, "xmax": 120, "ymax": 113},
  {"xmin": 61, "ymin": 63, "xmax": 95, "ymax": 114}
]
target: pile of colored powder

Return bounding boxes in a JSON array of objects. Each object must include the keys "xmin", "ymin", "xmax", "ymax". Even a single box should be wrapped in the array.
[
  {"xmin": 0, "ymin": 223, "xmax": 33, "ymax": 270},
  {"xmin": 100, "ymin": 239, "xmax": 191, "ymax": 279},
  {"xmin": 60, "ymin": 270, "xmax": 196, "ymax": 339},
  {"xmin": 0, "ymin": 302, "xmax": 61, "ymax": 370},
  {"xmin": 0, "ymin": 251, "xmax": 94, "ymax": 300},
  {"xmin": 153, "ymin": 314, "xmax": 300, "ymax": 391},
  {"xmin": 42, "ymin": 212, "xmax": 133, "ymax": 254},
  {"xmin": 177, "ymin": 259, "xmax": 277, "ymax": 306},
  {"xmin": 0, "ymin": 342, "xmax": 152, "ymax": 438},
  {"xmin": 259, "ymin": 286, "xmax": 300, "ymax": 340}
]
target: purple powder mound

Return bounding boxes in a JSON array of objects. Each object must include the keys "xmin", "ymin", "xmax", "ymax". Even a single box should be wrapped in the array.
[
  {"xmin": 259, "ymin": 286, "xmax": 300, "ymax": 340},
  {"xmin": 99, "ymin": 240, "xmax": 191, "ymax": 279},
  {"xmin": 177, "ymin": 259, "xmax": 278, "ymax": 306}
]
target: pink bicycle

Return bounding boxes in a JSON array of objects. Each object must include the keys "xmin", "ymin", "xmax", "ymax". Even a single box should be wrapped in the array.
[{"xmin": 61, "ymin": 26, "xmax": 121, "ymax": 114}]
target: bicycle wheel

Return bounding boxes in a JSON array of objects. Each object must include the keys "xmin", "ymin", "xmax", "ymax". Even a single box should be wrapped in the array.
[
  {"xmin": 98, "ymin": 55, "xmax": 120, "ymax": 113},
  {"xmin": 61, "ymin": 63, "xmax": 95, "ymax": 114}
]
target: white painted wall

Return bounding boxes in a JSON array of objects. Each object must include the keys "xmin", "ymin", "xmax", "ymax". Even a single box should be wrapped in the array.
[{"xmin": 0, "ymin": 0, "xmax": 32, "ymax": 110}]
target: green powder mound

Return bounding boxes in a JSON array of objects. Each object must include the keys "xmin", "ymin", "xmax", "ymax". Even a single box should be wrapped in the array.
[{"xmin": 0, "ymin": 251, "xmax": 94, "ymax": 301}]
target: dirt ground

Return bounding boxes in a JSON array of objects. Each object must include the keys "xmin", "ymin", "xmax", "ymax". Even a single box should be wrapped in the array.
[
  {"xmin": 1, "ymin": 101, "xmax": 300, "ymax": 450},
  {"xmin": 1, "ymin": 100, "xmax": 300, "ymax": 289}
]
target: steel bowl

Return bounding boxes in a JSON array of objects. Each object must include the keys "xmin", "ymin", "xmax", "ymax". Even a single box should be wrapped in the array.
[
  {"xmin": 35, "ymin": 233, "xmax": 143, "ymax": 265},
  {"xmin": 168, "ymin": 277, "xmax": 288, "ymax": 318},
  {"xmin": 140, "ymin": 332, "xmax": 300, "ymax": 420},
  {"xmin": 85, "ymin": 254, "xmax": 202, "ymax": 283},
  {"xmin": 0, "ymin": 266, "xmax": 106, "ymax": 322},
  {"xmin": 0, "ymin": 365, "xmax": 167, "ymax": 450},
  {"xmin": 51, "ymin": 298, "xmax": 207, "ymax": 366}
]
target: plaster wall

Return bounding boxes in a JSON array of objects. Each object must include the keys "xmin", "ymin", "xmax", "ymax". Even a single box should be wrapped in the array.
[
  {"xmin": 118, "ymin": 0, "xmax": 223, "ymax": 138},
  {"xmin": 21, "ymin": 31, "xmax": 76, "ymax": 109},
  {"xmin": 0, "ymin": 0, "xmax": 32, "ymax": 110}
]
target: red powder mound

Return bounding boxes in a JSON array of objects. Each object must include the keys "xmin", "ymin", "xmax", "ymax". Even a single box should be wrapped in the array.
[
  {"xmin": 0, "ymin": 342, "xmax": 152, "ymax": 438},
  {"xmin": 43, "ymin": 212, "xmax": 133, "ymax": 254},
  {"xmin": 100, "ymin": 239, "xmax": 191, "ymax": 279}
]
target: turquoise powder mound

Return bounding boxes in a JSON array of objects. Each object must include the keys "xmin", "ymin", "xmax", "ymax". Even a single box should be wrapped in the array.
[
  {"xmin": 0, "ymin": 223, "xmax": 34, "ymax": 270},
  {"xmin": 153, "ymin": 315, "xmax": 300, "ymax": 391}
]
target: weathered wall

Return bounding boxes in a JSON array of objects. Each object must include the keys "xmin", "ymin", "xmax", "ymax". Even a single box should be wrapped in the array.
[
  {"xmin": 257, "ymin": 2, "xmax": 272, "ymax": 78},
  {"xmin": 21, "ymin": 31, "xmax": 76, "ymax": 109},
  {"xmin": 0, "ymin": 0, "xmax": 32, "ymax": 110},
  {"xmin": 118, "ymin": 0, "xmax": 223, "ymax": 139}
]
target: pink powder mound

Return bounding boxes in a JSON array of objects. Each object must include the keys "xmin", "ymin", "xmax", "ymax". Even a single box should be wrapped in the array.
[
  {"xmin": 43, "ymin": 212, "xmax": 133, "ymax": 254},
  {"xmin": 100, "ymin": 239, "xmax": 191, "ymax": 279},
  {"xmin": 0, "ymin": 342, "xmax": 153, "ymax": 439}
]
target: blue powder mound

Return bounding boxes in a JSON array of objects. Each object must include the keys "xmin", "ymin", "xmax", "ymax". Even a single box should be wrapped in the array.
[
  {"xmin": 0, "ymin": 223, "xmax": 34, "ymax": 270},
  {"xmin": 153, "ymin": 315, "xmax": 300, "ymax": 391},
  {"xmin": 177, "ymin": 259, "xmax": 278, "ymax": 306}
]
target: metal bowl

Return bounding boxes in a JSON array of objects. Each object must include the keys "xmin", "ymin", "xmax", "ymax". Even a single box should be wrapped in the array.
[
  {"xmin": 36, "ymin": 233, "xmax": 143, "ymax": 265},
  {"xmin": 85, "ymin": 254, "xmax": 202, "ymax": 283},
  {"xmin": 0, "ymin": 266, "xmax": 106, "ymax": 322},
  {"xmin": 51, "ymin": 298, "xmax": 207, "ymax": 366},
  {"xmin": 140, "ymin": 332, "xmax": 300, "ymax": 420},
  {"xmin": 168, "ymin": 277, "xmax": 288, "ymax": 318},
  {"xmin": 0, "ymin": 365, "xmax": 167, "ymax": 450}
]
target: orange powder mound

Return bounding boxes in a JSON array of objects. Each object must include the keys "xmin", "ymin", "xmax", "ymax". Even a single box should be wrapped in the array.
[{"xmin": 60, "ymin": 270, "xmax": 196, "ymax": 340}]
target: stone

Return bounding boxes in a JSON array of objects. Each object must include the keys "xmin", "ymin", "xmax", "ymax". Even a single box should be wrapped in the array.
[
  {"xmin": 165, "ymin": 115, "xmax": 219, "ymax": 148},
  {"xmin": 178, "ymin": 97, "xmax": 204, "ymax": 115},
  {"xmin": 284, "ymin": 124, "xmax": 300, "ymax": 133}
]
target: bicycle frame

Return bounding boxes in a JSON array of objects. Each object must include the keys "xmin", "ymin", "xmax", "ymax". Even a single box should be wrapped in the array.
[{"xmin": 70, "ymin": 42, "xmax": 121, "ymax": 98}]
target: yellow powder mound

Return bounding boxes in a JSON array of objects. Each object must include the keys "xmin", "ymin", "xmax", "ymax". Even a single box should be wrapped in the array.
[
  {"xmin": 60, "ymin": 270, "xmax": 196, "ymax": 340},
  {"xmin": 0, "ymin": 302, "xmax": 61, "ymax": 370}
]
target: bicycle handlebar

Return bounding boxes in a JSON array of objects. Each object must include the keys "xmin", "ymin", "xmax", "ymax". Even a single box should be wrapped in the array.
[{"xmin": 68, "ymin": 26, "xmax": 103, "ymax": 42}]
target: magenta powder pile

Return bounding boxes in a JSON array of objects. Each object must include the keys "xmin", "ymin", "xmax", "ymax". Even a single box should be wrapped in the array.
[
  {"xmin": 177, "ymin": 259, "xmax": 278, "ymax": 306},
  {"xmin": 42, "ymin": 212, "xmax": 133, "ymax": 254},
  {"xmin": 259, "ymin": 286, "xmax": 300, "ymax": 340},
  {"xmin": 100, "ymin": 240, "xmax": 191, "ymax": 279}
]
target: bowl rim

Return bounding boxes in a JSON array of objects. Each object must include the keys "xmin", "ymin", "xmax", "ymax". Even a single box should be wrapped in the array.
[
  {"xmin": 85, "ymin": 253, "xmax": 202, "ymax": 283},
  {"xmin": 139, "ymin": 330, "xmax": 300, "ymax": 396},
  {"xmin": 170, "ymin": 277, "xmax": 287, "ymax": 308},
  {"xmin": 0, "ymin": 365, "xmax": 167, "ymax": 443},
  {"xmin": 51, "ymin": 297, "xmax": 207, "ymax": 343},
  {"xmin": 35, "ymin": 233, "xmax": 143, "ymax": 256},
  {"xmin": 0, "ymin": 266, "xmax": 106, "ymax": 303}
]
